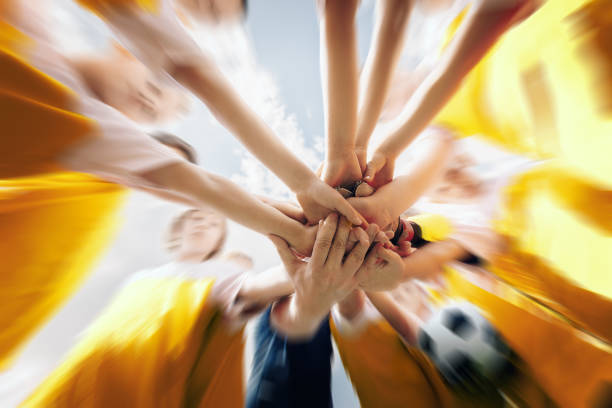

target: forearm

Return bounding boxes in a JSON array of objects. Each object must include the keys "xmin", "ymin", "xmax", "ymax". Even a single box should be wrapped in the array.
[
  {"xmin": 171, "ymin": 62, "xmax": 316, "ymax": 192},
  {"xmin": 238, "ymin": 265, "xmax": 294, "ymax": 305},
  {"xmin": 319, "ymin": 0, "xmax": 359, "ymax": 159},
  {"xmin": 402, "ymin": 239, "xmax": 469, "ymax": 281},
  {"xmin": 378, "ymin": 0, "xmax": 528, "ymax": 157},
  {"xmin": 336, "ymin": 289, "xmax": 366, "ymax": 321},
  {"xmin": 372, "ymin": 131, "xmax": 455, "ymax": 217},
  {"xmin": 270, "ymin": 295, "xmax": 330, "ymax": 340},
  {"xmin": 356, "ymin": 0, "xmax": 411, "ymax": 149},
  {"xmin": 366, "ymin": 291, "xmax": 421, "ymax": 345},
  {"xmin": 141, "ymin": 162, "xmax": 305, "ymax": 246}
]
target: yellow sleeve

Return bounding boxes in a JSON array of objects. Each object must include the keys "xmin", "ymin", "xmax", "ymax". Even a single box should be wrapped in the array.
[{"xmin": 407, "ymin": 213, "xmax": 454, "ymax": 242}]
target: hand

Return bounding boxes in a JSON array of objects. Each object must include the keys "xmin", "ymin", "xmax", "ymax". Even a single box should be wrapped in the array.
[
  {"xmin": 356, "ymin": 244, "xmax": 405, "ymax": 291},
  {"xmin": 296, "ymin": 177, "xmax": 365, "ymax": 226},
  {"xmin": 347, "ymin": 194, "xmax": 393, "ymax": 231},
  {"xmin": 354, "ymin": 146, "xmax": 368, "ymax": 174},
  {"xmin": 269, "ymin": 214, "xmax": 370, "ymax": 338},
  {"xmin": 322, "ymin": 152, "xmax": 363, "ymax": 187},
  {"xmin": 260, "ymin": 197, "xmax": 307, "ymax": 224},
  {"xmin": 363, "ymin": 150, "xmax": 395, "ymax": 188},
  {"xmin": 402, "ymin": 247, "xmax": 445, "ymax": 281}
]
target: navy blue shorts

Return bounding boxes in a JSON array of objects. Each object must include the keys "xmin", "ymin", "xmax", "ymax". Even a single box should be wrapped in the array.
[{"xmin": 246, "ymin": 307, "xmax": 334, "ymax": 408}]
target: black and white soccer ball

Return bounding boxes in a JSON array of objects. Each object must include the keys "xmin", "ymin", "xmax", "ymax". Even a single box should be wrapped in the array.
[{"xmin": 417, "ymin": 301, "xmax": 515, "ymax": 393}]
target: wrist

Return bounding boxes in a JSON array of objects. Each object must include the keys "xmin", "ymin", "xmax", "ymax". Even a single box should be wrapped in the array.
[
  {"xmin": 337, "ymin": 290, "xmax": 365, "ymax": 321},
  {"xmin": 294, "ymin": 293, "xmax": 330, "ymax": 323},
  {"xmin": 376, "ymin": 141, "xmax": 398, "ymax": 161},
  {"xmin": 289, "ymin": 171, "xmax": 318, "ymax": 195},
  {"xmin": 271, "ymin": 295, "xmax": 328, "ymax": 340},
  {"xmin": 326, "ymin": 147, "xmax": 355, "ymax": 163}
]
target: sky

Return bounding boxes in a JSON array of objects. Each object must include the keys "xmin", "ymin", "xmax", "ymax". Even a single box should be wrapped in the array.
[
  {"xmin": 0, "ymin": 1, "xmax": 378, "ymax": 406},
  {"xmin": 0, "ymin": 1, "xmax": 487, "ymax": 406}
]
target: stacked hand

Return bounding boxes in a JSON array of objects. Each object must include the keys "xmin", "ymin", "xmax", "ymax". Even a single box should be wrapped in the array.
[{"xmin": 268, "ymin": 214, "xmax": 370, "ymax": 338}]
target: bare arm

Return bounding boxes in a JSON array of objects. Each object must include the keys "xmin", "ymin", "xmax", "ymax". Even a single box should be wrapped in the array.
[
  {"xmin": 238, "ymin": 264, "xmax": 294, "ymax": 306},
  {"xmin": 366, "ymin": 291, "xmax": 422, "ymax": 345},
  {"xmin": 141, "ymin": 162, "xmax": 317, "ymax": 255},
  {"xmin": 318, "ymin": 0, "xmax": 362, "ymax": 186},
  {"xmin": 349, "ymin": 129, "xmax": 455, "ymax": 229},
  {"xmin": 171, "ymin": 63, "xmax": 318, "ymax": 193},
  {"xmin": 355, "ymin": 0, "xmax": 412, "ymax": 160},
  {"xmin": 368, "ymin": 0, "xmax": 538, "ymax": 176}
]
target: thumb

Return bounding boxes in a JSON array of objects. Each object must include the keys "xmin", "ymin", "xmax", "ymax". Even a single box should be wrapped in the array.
[
  {"xmin": 268, "ymin": 234, "xmax": 298, "ymax": 271},
  {"xmin": 364, "ymin": 155, "xmax": 385, "ymax": 183},
  {"xmin": 376, "ymin": 246, "xmax": 398, "ymax": 263},
  {"xmin": 330, "ymin": 192, "xmax": 368, "ymax": 227}
]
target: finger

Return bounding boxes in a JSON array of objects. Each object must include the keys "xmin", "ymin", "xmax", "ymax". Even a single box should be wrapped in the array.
[
  {"xmin": 268, "ymin": 234, "xmax": 298, "ymax": 275},
  {"xmin": 278, "ymin": 203, "xmax": 307, "ymax": 224},
  {"xmin": 355, "ymin": 247, "xmax": 380, "ymax": 283},
  {"xmin": 363, "ymin": 156, "xmax": 384, "ymax": 183},
  {"xmin": 311, "ymin": 213, "xmax": 338, "ymax": 269},
  {"xmin": 385, "ymin": 230, "xmax": 394, "ymax": 239},
  {"xmin": 365, "ymin": 224, "xmax": 380, "ymax": 244},
  {"xmin": 346, "ymin": 229, "xmax": 358, "ymax": 253},
  {"xmin": 396, "ymin": 241, "xmax": 413, "ymax": 257},
  {"xmin": 316, "ymin": 162, "xmax": 324, "ymax": 178},
  {"xmin": 355, "ymin": 182, "xmax": 375, "ymax": 197},
  {"xmin": 343, "ymin": 235, "xmax": 370, "ymax": 273},
  {"xmin": 376, "ymin": 246, "xmax": 399, "ymax": 263},
  {"xmin": 375, "ymin": 230, "xmax": 391, "ymax": 245},
  {"xmin": 329, "ymin": 191, "xmax": 368, "ymax": 227},
  {"xmin": 327, "ymin": 216, "xmax": 353, "ymax": 266}
]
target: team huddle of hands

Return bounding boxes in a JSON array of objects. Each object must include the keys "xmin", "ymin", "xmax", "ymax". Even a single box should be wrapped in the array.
[{"xmin": 263, "ymin": 149, "xmax": 440, "ymax": 339}]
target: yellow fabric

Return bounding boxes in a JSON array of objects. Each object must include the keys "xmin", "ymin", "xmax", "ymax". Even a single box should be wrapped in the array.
[
  {"xmin": 76, "ymin": 0, "xmax": 159, "ymax": 16},
  {"xmin": 410, "ymin": 164, "xmax": 612, "ymax": 343},
  {"xmin": 0, "ymin": 22, "xmax": 125, "ymax": 369},
  {"xmin": 331, "ymin": 316, "xmax": 553, "ymax": 407},
  {"xmin": 435, "ymin": 0, "xmax": 612, "ymax": 185},
  {"xmin": 331, "ymin": 318, "xmax": 458, "ymax": 408},
  {"xmin": 22, "ymin": 276, "xmax": 245, "ymax": 408},
  {"xmin": 494, "ymin": 162, "xmax": 612, "ymax": 298},
  {"xmin": 407, "ymin": 213, "xmax": 453, "ymax": 242},
  {"xmin": 443, "ymin": 268, "xmax": 612, "ymax": 408},
  {"xmin": 0, "ymin": 174, "xmax": 125, "ymax": 370}
]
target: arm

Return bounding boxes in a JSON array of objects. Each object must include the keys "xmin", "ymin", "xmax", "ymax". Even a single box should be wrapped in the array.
[
  {"xmin": 366, "ymin": 291, "xmax": 422, "ymax": 345},
  {"xmin": 237, "ymin": 264, "xmax": 294, "ymax": 307},
  {"xmin": 318, "ymin": 0, "xmax": 362, "ymax": 186},
  {"xmin": 84, "ymin": 2, "xmax": 362, "ymax": 225},
  {"xmin": 170, "ymin": 59, "xmax": 363, "ymax": 225},
  {"xmin": 269, "ymin": 214, "xmax": 370, "ymax": 340},
  {"xmin": 171, "ymin": 62, "xmax": 319, "ymax": 193},
  {"xmin": 141, "ymin": 161, "xmax": 317, "ymax": 255},
  {"xmin": 349, "ymin": 129, "xmax": 455, "ymax": 229},
  {"xmin": 366, "ymin": 0, "xmax": 538, "ymax": 181},
  {"xmin": 355, "ymin": 0, "xmax": 412, "ymax": 163}
]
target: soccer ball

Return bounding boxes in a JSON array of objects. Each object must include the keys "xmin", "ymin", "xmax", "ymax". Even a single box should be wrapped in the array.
[{"xmin": 417, "ymin": 301, "xmax": 515, "ymax": 393}]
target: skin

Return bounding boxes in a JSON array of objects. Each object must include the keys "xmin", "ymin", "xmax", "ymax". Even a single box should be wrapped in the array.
[
  {"xmin": 318, "ymin": 0, "xmax": 362, "ymax": 187},
  {"xmin": 269, "ymin": 214, "xmax": 371, "ymax": 340},
  {"xmin": 175, "ymin": 0, "xmax": 245, "ymax": 24},
  {"xmin": 348, "ymin": 128, "xmax": 456, "ymax": 231},
  {"xmin": 68, "ymin": 49, "xmax": 322, "ymax": 255},
  {"xmin": 72, "ymin": 51, "xmax": 186, "ymax": 124},
  {"xmin": 363, "ymin": 0, "xmax": 541, "ymax": 187},
  {"xmin": 175, "ymin": 209, "xmax": 226, "ymax": 262}
]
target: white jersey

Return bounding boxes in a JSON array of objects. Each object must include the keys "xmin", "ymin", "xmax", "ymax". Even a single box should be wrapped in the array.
[{"xmin": 4, "ymin": 0, "xmax": 183, "ymax": 188}]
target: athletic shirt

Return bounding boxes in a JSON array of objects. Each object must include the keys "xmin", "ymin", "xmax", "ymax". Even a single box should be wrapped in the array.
[
  {"xmin": 399, "ymin": 134, "xmax": 539, "ymax": 261},
  {"xmin": 76, "ymin": 0, "xmax": 202, "ymax": 74},
  {"xmin": 23, "ymin": 260, "xmax": 249, "ymax": 407},
  {"xmin": 1, "ymin": 0, "xmax": 183, "ymax": 186}
]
